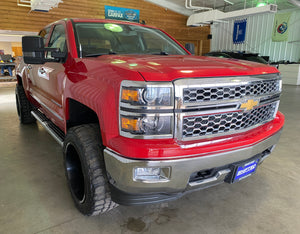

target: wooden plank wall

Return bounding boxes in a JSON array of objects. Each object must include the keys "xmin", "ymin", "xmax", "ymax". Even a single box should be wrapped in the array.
[{"xmin": 0, "ymin": 0, "xmax": 210, "ymax": 55}]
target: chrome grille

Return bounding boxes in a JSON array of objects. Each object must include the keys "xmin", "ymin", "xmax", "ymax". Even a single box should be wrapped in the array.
[
  {"xmin": 183, "ymin": 79, "xmax": 280, "ymax": 103},
  {"xmin": 182, "ymin": 103, "xmax": 277, "ymax": 138}
]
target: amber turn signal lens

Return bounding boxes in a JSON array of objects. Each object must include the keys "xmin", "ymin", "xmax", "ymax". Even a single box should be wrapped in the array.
[
  {"xmin": 121, "ymin": 117, "xmax": 139, "ymax": 132},
  {"xmin": 121, "ymin": 88, "xmax": 139, "ymax": 102}
]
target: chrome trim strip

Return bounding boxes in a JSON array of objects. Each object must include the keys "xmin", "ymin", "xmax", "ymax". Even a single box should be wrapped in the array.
[
  {"xmin": 120, "ymin": 105, "xmax": 174, "ymax": 111},
  {"xmin": 31, "ymin": 111, "xmax": 64, "ymax": 147},
  {"xmin": 176, "ymin": 93, "xmax": 280, "ymax": 111},
  {"xmin": 31, "ymin": 94, "xmax": 63, "ymax": 121},
  {"xmin": 51, "ymin": 99, "xmax": 62, "ymax": 108}
]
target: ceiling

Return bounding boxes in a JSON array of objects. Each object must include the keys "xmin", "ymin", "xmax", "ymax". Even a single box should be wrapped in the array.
[{"xmin": 146, "ymin": 0, "xmax": 299, "ymax": 16}]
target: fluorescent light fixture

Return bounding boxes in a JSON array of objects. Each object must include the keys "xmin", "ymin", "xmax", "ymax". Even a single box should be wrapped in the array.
[
  {"xmin": 31, "ymin": 0, "xmax": 63, "ymax": 12},
  {"xmin": 256, "ymin": 1, "xmax": 267, "ymax": 7},
  {"xmin": 224, "ymin": 0, "xmax": 234, "ymax": 5}
]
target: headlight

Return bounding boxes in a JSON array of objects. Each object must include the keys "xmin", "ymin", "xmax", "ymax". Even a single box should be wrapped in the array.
[
  {"xmin": 121, "ymin": 115, "xmax": 172, "ymax": 135},
  {"xmin": 119, "ymin": 81, "xmax": 174, "ymax": 139}
]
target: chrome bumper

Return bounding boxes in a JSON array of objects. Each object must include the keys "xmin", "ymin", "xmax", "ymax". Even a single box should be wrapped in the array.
[{"xmin": 104, "ymin": 130, "xmax": 282, "ymax": 197}]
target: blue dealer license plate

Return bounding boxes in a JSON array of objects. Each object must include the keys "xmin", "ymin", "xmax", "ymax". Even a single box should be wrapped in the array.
[{"xmin": 232, "ymin": 158, "xmax": 260, "ymax": 183}]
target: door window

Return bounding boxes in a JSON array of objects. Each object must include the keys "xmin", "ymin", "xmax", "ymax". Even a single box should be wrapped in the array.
[
  {"xmin": 47, "ymin": 24, "xmax": 67, "ymax": 59},
  {"xmin": 39, "ymin": 27, "xmax": 51, "ymax": 45}
]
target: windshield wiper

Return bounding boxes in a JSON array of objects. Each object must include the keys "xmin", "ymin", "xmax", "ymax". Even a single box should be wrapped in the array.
[
  {"xmin": 151, "ymin": 51, "xmax": 169, "ymax": 55},
  {"xmin": 85, "ymin": 51, "xmax": 117, "ymax": 57}
]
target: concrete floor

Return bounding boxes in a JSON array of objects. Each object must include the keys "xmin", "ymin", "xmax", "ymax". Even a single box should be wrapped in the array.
[{"xmin": 0, "ymin": 83, "xmax": 299, "ymax": 234}]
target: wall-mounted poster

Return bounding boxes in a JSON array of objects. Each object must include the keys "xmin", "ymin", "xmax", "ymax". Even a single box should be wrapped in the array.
[
  {"xmin": 105, "ymin": 5, "xmax": 140, "ymax": 23},
  {"xmin": 233, "ymin": 19, "xmax": 247, "ymax": 44},
  {"xmin": 272, "ymin": 12, "xmax": 291, "ymax": 42}
]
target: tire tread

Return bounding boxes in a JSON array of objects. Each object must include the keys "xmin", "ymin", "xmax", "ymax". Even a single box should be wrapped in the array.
[
  {"xmin": 15, "ymin": 84, "xmax": 36, "ymax": 124},
  {"xmin": 64, "ymin": 124, "xmax": 117, "ymax": 216}
]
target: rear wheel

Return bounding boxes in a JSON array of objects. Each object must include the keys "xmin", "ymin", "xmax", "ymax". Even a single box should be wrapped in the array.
[
  {"xmin": 63, "ymin": 124, "xmax": 118, "ymax": 216},
  {"xmin": 15, "ymin": 84, "xmax": 36, "ymax": 124}
]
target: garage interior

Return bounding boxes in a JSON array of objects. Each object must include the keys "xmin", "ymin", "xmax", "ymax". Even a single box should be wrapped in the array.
[{"xmin": 0, "ymin": 0, "xmax": 300, "ymax": 233}]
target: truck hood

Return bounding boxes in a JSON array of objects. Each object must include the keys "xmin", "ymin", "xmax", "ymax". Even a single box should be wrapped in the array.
[{"xmin": 95, "ymin": 55, "xmax": 278, "ymax": 82}]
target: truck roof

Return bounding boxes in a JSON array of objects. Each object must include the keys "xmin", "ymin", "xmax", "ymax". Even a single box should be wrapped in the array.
[{"xmin": 44, "ymin": 18, "xmax": 156, "ymax": 30}]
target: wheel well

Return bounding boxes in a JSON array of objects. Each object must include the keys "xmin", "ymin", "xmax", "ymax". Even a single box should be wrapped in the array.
[
  {"xmin": 67, "ymin": 99, "xmax": 99, "ymax": 130},
  {"xmin": 16, "ymin": 75, "xmax": 23, "ymax": 86}
]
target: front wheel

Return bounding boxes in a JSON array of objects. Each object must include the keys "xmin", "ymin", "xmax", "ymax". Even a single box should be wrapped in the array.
[
  {"xmin": 63, "ymin": 124, "xmax": 118, "ymax": 216},
  {"xmin": 15, "ymin": 84, "xmax": 36, "ymax": 124}
]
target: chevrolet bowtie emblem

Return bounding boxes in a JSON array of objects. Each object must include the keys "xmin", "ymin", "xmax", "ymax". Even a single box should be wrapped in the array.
[{"xmin": 240, "ymin": 99, "xmax": 259, "ymax": 111}]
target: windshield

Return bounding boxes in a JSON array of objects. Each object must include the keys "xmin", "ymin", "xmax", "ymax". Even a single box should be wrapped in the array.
[
  {"xmin": 74, "ymin": 22, "xmax": 188, "ymax": 57},
  {"xmin": 243, "ymin": 56, "xmax": 268, "ymax": 64}
]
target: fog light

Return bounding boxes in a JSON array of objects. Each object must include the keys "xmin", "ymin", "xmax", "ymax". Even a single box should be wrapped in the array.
[{"xmin": 133, "ymin": 167, "xmax": 170, "ymax": 182}]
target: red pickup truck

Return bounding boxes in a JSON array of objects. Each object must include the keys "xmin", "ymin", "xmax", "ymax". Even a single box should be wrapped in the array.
[{"xmin": 16, "ymin": 18, "xmax": 284, "ymax": 216}]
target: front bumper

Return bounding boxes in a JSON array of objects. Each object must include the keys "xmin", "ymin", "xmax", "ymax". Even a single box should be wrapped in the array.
[{"xmin": 104, "ymin": 129, "xmax": 282, "ymax": 206}]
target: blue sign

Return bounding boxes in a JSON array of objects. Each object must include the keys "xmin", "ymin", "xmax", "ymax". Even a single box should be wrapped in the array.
[
  {"xmin": 233, "ymin": 19, "xmax": 247, "ymax": 44},
  {"xmin": 105, "ymin": 5, "xmax": 140, "ymax": 23},
  {"xmin": 233, "ymin": 158, "xmax": 259, "ymax": 182}
]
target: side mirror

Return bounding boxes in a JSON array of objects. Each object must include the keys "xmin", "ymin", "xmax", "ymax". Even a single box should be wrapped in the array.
[
  {"xmin": 185, "ymin": 43, "xmax": 195, "ymax": 55},
  {"xmin": 51, "ymin": 50, "xmax": 66, "ymax": 59},
  {"xmin": 22, "ymin": 36, "xmax": 45, "ymax": 64}
]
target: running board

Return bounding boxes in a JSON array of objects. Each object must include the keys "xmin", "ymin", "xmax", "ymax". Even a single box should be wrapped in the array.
[{"xmin": 31, "ymin": 110, "xmax": 65, "ymax": 147}]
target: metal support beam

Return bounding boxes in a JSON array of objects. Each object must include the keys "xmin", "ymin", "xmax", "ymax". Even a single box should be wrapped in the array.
[
  {"xmin": 187, "ymin": 4, "xmax": 277, "ymax": 26},
  {"xmin": 145, "ymin": 0, "xmax": 193, "ymax": 16}
]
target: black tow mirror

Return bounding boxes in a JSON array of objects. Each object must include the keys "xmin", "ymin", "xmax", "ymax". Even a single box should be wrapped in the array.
[
  {"xmin": 22, "ymin": 36, "xmax": 45, "ymax": 64},
  {"xmin": 22, "ymin": 36, "xmax": 65, "ymax": 64},
  {"xmin": 185, "ymin": 43, "xmax": 195, "ymax": 55},
  {"xmin": 51, "ymin": 50, "xmax": 66, "ymax": 59}
]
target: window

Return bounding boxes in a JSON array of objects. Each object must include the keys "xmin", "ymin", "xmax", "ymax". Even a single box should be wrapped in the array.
[
  {"xmin": 46, "ymin": 24, "xmax": 67, "ymax": 60},
  {"xmin": 39, "ymin": 27, "xmax": 51, "ymax": 45},
  {"xmin": 48, "ymin": 24, "xmax": 67, "ymax": 55},
  {"xmin": 74, "ymin": 23, "xmax": 188, "ymax": 57}
]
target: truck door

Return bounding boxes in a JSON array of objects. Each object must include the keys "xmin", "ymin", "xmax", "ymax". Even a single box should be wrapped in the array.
[
  {"xmin": 25, "ymin": 27, "xmax": 51, "ymax": 93},
  {"xmin": 29, "ymin": 24, "xmax": 67, "ymax": 129}
]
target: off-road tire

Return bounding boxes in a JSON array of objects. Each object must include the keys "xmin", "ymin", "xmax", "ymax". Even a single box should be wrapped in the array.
[
  {"xmin": 15, "ymin": 84, "xmax": 36, "ymax": 124},
  {"xmin": 63, "ymin": 124, "xmax": 118, "ymax": 216}
]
